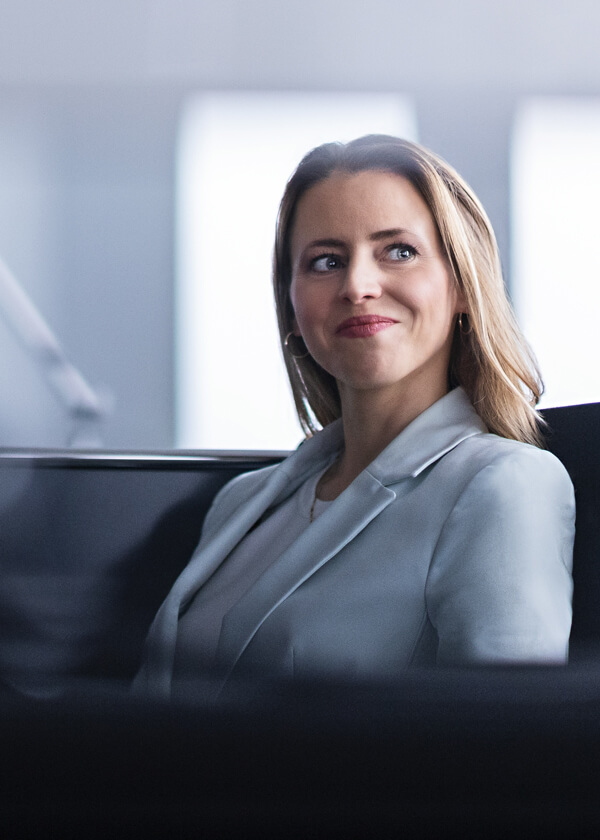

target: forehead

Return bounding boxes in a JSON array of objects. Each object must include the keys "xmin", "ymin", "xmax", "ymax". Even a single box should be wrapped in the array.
[{"xmin": 290, "ymin": 169, "xmax": 438, "ymax": 251}]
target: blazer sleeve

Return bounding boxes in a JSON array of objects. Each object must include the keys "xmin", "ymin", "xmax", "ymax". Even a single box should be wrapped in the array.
[{"xmin": 425, "ymin": 445, "xmax": 575, "ymax": 664}]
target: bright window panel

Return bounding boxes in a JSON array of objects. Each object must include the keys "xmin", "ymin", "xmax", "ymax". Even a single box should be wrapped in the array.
[
  {"xmin": 175, "ymin": 92, "xmax": 417, "ymax": 450},
  {"xmin": 512, "ymin": 98, "xmax": 600, "ymax": 408}
]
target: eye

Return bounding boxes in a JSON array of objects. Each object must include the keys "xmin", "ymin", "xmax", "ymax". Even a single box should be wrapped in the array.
[
  {"xmin": 310, "ymin": 254, "xmax": 344, "ymax": 272},
  {"xmin": 388, "ymin": 244, "xmax": 417, "ymax": 262}
]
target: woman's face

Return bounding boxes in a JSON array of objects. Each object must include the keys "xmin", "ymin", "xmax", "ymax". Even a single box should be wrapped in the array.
[{"xmin": 289, "ymin": 169, "xmax": 465, "ymax": 409}]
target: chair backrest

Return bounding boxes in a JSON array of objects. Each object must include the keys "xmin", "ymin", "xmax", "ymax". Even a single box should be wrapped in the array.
[
  {"xmin": 0, "ymin": 450, "xmax": 285, "ymax": 692},
  {"xmin": 542, "ymin": 403, "xmax": 600, "ymax": 660}
]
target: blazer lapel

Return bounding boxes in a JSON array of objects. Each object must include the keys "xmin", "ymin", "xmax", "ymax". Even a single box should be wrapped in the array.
[
  {"xmin": 142, "ymin": 420, "xmax": 344, "ymax": 694},
  {"xmin": 214, "ymin": 470, "xmax": 396, "ymax": 681}
]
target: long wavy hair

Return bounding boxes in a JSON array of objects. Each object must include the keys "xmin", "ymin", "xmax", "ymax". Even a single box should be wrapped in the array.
[{"xmin": 273, "ymin": 135, "xmax": 544, "ymax": 446}]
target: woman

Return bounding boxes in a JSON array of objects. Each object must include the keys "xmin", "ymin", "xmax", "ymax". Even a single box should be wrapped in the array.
[{"xmin": 136, "ymin": 135, "xmax": 574, "ymax": 698}]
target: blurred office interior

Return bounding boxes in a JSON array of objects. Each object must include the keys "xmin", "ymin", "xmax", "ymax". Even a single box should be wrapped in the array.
[{"xmin": 0, "ymin": 0, "xmax": 598, "ymax": 450}]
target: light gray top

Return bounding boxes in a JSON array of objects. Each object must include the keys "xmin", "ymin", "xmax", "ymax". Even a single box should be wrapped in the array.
[{"xmin": 135, "ymin": 388, "xmax": 575, "ymax": 699}]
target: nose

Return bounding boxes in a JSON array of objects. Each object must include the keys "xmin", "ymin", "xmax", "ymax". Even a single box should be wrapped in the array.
[{"xmin": 338, "ymin": 253, "xmax": 383, "ymax": 304}]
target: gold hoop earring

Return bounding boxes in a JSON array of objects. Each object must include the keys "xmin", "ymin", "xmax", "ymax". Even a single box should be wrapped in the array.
[
  {"xmin": 284, "ymin": 332, "xmax": 310, "ymax": 359},
  {"xmin": 458, "ymin": 313, "xmax": 472, "ymax": 335}
]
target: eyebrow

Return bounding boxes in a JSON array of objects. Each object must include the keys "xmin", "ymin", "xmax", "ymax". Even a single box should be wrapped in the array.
[
  {"xmin": 303, "ymin": 238, "xmax": 346, "ymax": 250},
  {"xmin": 303, "ymin": 229, "xmax": 416, "ymax": 250},
  {"xmin": 369, "ymin": 228, "xmax": 414, "ymax": 241}
]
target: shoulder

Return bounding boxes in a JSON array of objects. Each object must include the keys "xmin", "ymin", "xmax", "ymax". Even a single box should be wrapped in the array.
[
  {"xmin": 431, "ymin": 433, "xmax": 575, "ymax": 578},
  {"xmin": 211, "ymin": 459, "xmax": 283, "ymax": 506},
  {"xmin": 199, "ymin": 424, "xmax": 344, "ymax": 542},
  {"xmin": 199, "ymin": 461, "xmax": 282, "ymax": 539},
  {"xmin": 448, "ymin": 433, "xmax": 574, "ymax": 502},
  {"xmin": 414, "ymin": 432, "xmax": 575, "ymax": 561}
]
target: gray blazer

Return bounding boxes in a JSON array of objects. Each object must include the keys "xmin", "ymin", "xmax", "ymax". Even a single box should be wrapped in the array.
[{"xmin": 137, "ymin": 388, "xmax": 575, "ymax": 698}]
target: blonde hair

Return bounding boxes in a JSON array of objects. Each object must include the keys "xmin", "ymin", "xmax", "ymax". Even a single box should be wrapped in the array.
[{"xmin": 273, "ymin": 135, "xmax": 544, "ymax": 445}]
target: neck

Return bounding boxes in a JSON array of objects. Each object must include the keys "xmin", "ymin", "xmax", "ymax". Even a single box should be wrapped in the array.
[{"xmin": 316, "ymin": 381, "xmax": 449, "ymax": 501}]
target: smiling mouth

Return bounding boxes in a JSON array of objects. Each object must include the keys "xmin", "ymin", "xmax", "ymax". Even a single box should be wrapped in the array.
[{"xmin": 335, "ymin": 315, "xmax": 398, "ymax": 338}]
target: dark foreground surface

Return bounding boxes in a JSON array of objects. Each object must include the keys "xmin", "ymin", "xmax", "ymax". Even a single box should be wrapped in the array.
[{"xmin": 2, "ymin": 665, "xmax": 600, "ymax": 840}]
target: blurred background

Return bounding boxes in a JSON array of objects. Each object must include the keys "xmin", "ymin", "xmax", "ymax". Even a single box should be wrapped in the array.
[{"xmin": 0, "ymin": 0, "xmax": 598, "ymax": 451}]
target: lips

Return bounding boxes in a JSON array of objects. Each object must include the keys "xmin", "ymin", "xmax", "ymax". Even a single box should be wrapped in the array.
[{"xmin": 335, "ymin": 315, "xmax": 398, "ymax": 338}]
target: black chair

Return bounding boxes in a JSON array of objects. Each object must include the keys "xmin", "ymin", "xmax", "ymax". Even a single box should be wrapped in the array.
[{"xmin": 543, "ymin": 402, "xmax": 600, "ymax": 660}]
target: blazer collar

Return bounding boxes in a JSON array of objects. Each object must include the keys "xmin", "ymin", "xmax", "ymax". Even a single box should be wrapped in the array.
[
  {"xmin": 271, "ymin": 387, "xmax": 486, "ymax": 497},
  {"xmin": 368, "ymin": 387, "xmax": 488, "ymax": 485},
  {"xmin": 270, "ymin": 418, "xmax": 345, "ymax": 504}
]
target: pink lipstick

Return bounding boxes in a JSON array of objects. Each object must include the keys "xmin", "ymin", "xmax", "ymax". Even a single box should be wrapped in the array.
[{"xmin": 335, "ymin": 315, "xmax": 398, "ymax": 339}]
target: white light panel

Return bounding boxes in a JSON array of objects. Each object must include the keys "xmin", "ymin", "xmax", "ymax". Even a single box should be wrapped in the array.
[{"xmin": 512, "ymin": 98, "xmax": 600, "ymax": 408}]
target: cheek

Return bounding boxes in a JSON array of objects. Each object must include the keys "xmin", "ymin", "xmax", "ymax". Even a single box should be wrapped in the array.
[
  {"xmin": 420, "ymin": 278, "xmax": 460, "ymax": 320},
  {"xmin": 293, "ymin": 307, "xmax": 318, "ymax": 341},
  {"xmin": 290, "ymin": 281, "xmax": 323, "ymax": 332}
]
